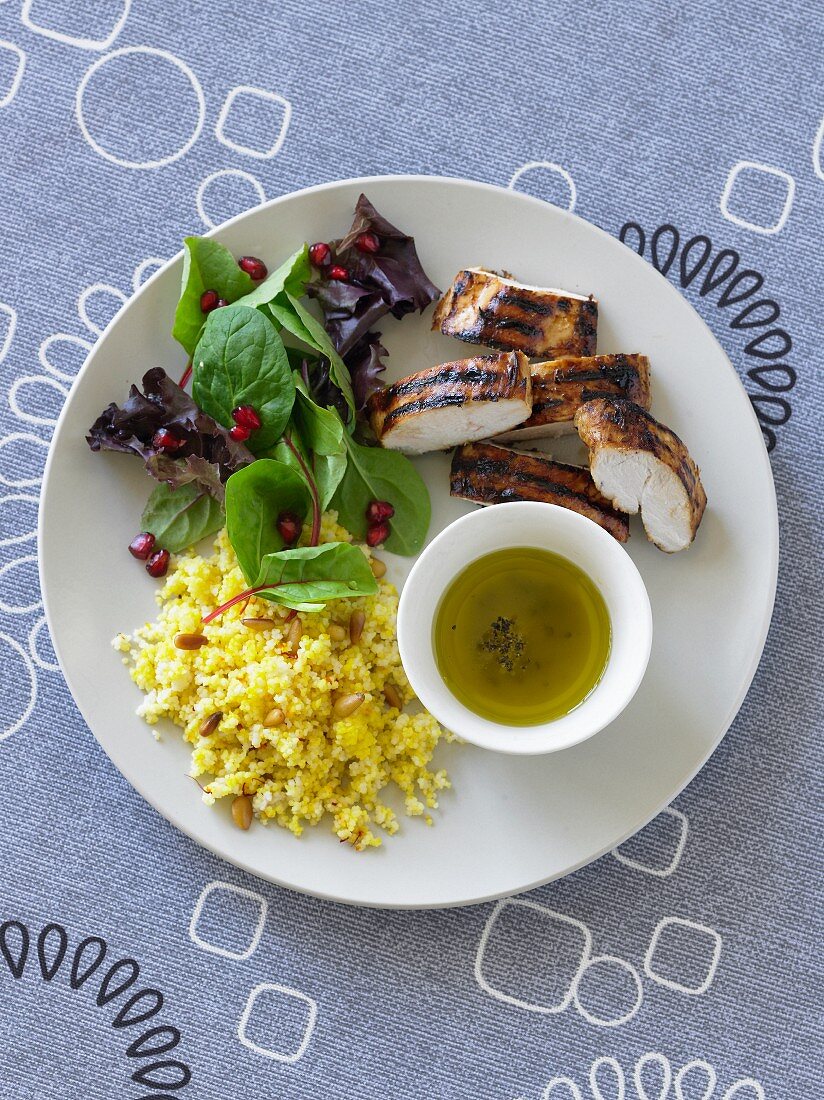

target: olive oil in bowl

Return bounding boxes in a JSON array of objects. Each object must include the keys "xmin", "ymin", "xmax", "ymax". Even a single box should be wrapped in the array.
[{"xmin": 434, "ymin": 547, "xmax": 611, "ymax": 726}]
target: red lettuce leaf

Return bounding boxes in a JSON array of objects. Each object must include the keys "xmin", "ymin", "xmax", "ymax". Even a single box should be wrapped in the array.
[
  {"xmin": 87, "ymin": 367, "xmax": 253, "ymax": 499},
  {"xmin": 345, "ymin": 332, "xmax": 388, "ymax": 410}
]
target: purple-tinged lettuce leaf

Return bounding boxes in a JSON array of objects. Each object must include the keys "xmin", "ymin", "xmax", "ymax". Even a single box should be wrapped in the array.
[
  {"xmin": 87, "ymin": 367, "xmax": 253, "ymax": 500},
  {"xmin": 345, "ymin": 332, "xmax": 388, "ymax": 410}
]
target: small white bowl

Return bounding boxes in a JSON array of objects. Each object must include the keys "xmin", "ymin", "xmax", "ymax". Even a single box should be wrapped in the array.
[{"xmin": 397, "ymin": 502, "xmax": 652, "ymax": 754}]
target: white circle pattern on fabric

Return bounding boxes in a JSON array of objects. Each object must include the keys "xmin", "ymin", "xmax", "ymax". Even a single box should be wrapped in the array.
[
  {"xmin": 508, "ymin": 161, "xmax": 577, "ymax": 212},
  {"xmin": 674, "ymin": 1060, "xmax": 717, "ymax": 1100},
  {"xmin": 0, "ymin": 631, "xmax": 37, "ymax": 742},
  {"xmin": 541, "ymin": 1080, "xmax": 583, "ymax": 1100},
  {"xmin": 75, "ymin": 46, "xmax": 205, "ymax": 169},
  {"xmin": 0, "ymin": 432, "xmax": 50, "ymax": 487},
  {"xmin": 195, "ymin": 168, "xmax": 266, "ymax": 229},
  {"xmin": 77, "ymin": 283, "xmax": 127, "ymax": 336},
  {"xmin": 21, "ymin": 0, "xmax": 131, "ymax": 51},
  {"xmin": 8, "ymin": 375, "xmax": 69, "ymax": 426},
  {"xmin": 633, "ymin": 1053, "xmax": 673, "ymax": 1100},
  {"xmin": 589, "ymin": 1056, "xmax": 626, "ymax": 1100},
  {"xmin": 571, "ymin": 955, "xmax": 644, "ymax": 1028},
  {"xmin": 0, "ymin": 492, "xmax": 38, "ymax": 548},
  {"xmin": 132, "ymin": 257, "xmax": 167, "ymax": 292},
  {"xmin": 0, "ymin": 554, "xmax": 41, "ymax": 614},
  {"xmin": 27, "ymin": 615, "xmax": 60, "ymax": 672},
  {"xmin": 38, "ymin": 333, "xmax": 93, "ymax": 382}
]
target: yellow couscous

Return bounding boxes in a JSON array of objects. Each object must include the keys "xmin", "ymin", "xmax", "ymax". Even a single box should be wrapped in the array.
[{"xmin": 113, "ymin": 514, "xmax": 453, "ymax": 849}]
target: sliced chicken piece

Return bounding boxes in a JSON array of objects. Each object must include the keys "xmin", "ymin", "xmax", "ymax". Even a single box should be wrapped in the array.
[
  {"xmin": 497, "ymin": 353, "xmax": 651, "ymax": 442},
  {"xmin": 433, "ymin": 268, "xmax": 598, "ymax": 358},
  {"xmin": 450, "ymin": 440, "xmax": 629, "ymax": 542},
  {"xmin": 574, "ymin": 397, "xmax": 707, "ymax": 552},
  {"xmin": 367, "ymin": 352, "xmax": 532, "ymax": 454}
]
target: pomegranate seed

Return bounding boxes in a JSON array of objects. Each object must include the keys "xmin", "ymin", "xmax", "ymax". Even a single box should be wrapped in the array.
[
  {"xmin": 128, "ymin": 532, "xmax": 156, "ymax": 560},
  {"xmin": 215, "ymin": 297, "xmax": 229, "ymax": 308},
  {"xmin": 277, "ymin": 511, "xmax": 302, "ymax": 545},
  {"xmin": 365, "ymin": 500, "xmax": 395, "ymax": 523},
  {"xmin": 308, "ymin": 242, "xmax": 331, "ymax": 268},
  {"xmin": 146, "ymin": 549, "xmax": 170, "ymax": 578},
  {"xmin": 238, "ymin": 255, "xmax": 268, "ymax": 281},
  {"xmin": 200, "ymin": 289, "xmax": 220, "ymax": 313},
  {"xmin": 232, "ymin": 405, "xmax": 262, "ymax": 431},
  {"xmin": 229, "ymin": 424, "xmax": 251, "ymax": 442},
  {"xmin": 355, "ymin": 231, "xmax": 380, "ymax": 254},
  {"xmin": 328, "ymin": 265, "xmax": 349, "ymax": 281},
  {"xmin": 366, "ymin": 522, "xmax": 390, "ymax": 547},
  {"xmin": 152, "ymin": 428, "xmax": 184, "ymax": 451}
]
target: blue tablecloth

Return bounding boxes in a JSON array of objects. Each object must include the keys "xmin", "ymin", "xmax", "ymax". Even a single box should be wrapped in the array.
[{"xmin": 1, "ymin": 2, "xmax": 821, "ymax": 1096}]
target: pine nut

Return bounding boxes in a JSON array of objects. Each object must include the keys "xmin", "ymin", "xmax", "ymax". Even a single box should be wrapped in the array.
[
  {"xmin": 349, "ymin": 610, "xmax": 365, "ymax": 644},
  {"xmin": 231, "ymin": 794, "xmax": 253, "ymax": 830},
  {"xmin": 198, "ymin": 711, "xmax": 223, "ymax": 737},
  {"xmin": 383, "ymin": 683, "xmax": 403, "ymax": 709},
  {"xmin": 286, "ymin": 618, "xmax": 303, "ymax": 651},
  {"xmin": 242, "ymin": 617, "xmax": 276, "ymax": 632},
  {"xmin": 263, "ymin": 707, "xmax": 285, "ymax": 728},
  {"xmin": 333, "ymin": 692, "xmax": 364, "ymax": 717},
  {"xmin": 174, "ymin": 633, "xmax": 207, "ymax": 650},
  {"xmin": 328, "ymin": 623, "xmax": 347, "ymax": 642},
  {"xmin": 370, "ymin": 557, "xmax": 387, "ymax": 578}
]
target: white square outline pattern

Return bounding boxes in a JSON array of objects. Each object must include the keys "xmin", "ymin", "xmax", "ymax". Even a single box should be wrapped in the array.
[
  {"xmin": 215, "ymin": 85, "xmax": 292, "ymax": 160},
  {"xmin": 474, "ymin": 898, "xmax": 592, "ymax": 1013},
  {"xmin": 612, "ymin": 807, "xmax": 689, "ymax": 877},
  {"xmin": 0, "ymin": 41, "xmax": 25, "ymax": 108},
  {"xmin": 21, "ymin": 0, "xmax": 131, "ymax": 51},
  {"xmin": 719, "ymin": 160, "xmax": 795, "ymax": 236},
  {"xmin": 188, "ymin": 880, "xmax": 268, "ymax": 961},
  {"xmin": 643, "ymin": 916, "xmax": 722, "ymax": 995},
  {"xmin": 237, "ymin": 982, "xmax": 318, "ymax": 1063}
]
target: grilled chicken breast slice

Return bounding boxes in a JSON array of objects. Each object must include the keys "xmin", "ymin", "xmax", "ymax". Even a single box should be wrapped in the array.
[
  {"xmin": 367, "ymin": 352, "xmax": 532, "ymax": 453},
  {"xmin": 433, "ymin": 268, "xmax": 598, "ymax": 358},
  {"xmin": 497, "ymin": 353, "xmax": 651, "ymax": 442},
  {"xmin": 450, "ymin": 440, "xmax": 629, "ymax": 542},
  {"xmin": 574, "ymin": 397, "xmax": 707, "ymax": 552}
]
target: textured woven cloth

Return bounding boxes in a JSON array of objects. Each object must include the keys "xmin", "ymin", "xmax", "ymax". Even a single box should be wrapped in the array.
[{"xmin": 1, "ymin": 1, "xmax": 822, "ymax": 1097}]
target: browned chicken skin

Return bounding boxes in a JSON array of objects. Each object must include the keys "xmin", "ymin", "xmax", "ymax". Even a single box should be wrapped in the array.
[
  {"xmin": 450, "ymin": 440, "xmax": 629, "ymax": 542},
  {"xmin": 574, "ymin": 397, "xmax": 707, "ymax": 552},
  {"xmin": 367, "ymin": 352, "xmax": 532, "ymax": 453},
  {"xmin": 498, "ymin": 353, "xmax": 651, "ymax": 441},
  {"xmin": 433, "ymin": 268, "xmax": 598, "ymax": 358}
]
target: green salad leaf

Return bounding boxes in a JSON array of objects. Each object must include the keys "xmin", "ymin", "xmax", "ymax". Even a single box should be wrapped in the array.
[
  {"xmin": 238, "ymin": 245, "xmax": 312, "ymax": 309},
  {"xmin": 173, "ymin": 237, "xmax": 256, "ymax": 356},
  {"xmin": 332, "ymin": 435, "xmax": 431, "ymax": 556},
  {"xmin": 269, "ymin": 292, "xmax": 356, "ymax": 424},
  {"xmin": 141, "ymin": 481, "xmax": 224, "ymax": 553},
  {"xmin": 225, "ymin": 459, "xmax": 311, "ymax": 585},
  {"xmin": 192, "ymin": 304, "xmax": 295, "ymax": 453},
  {"xmin": 254, "ymin": 542, "xmax": 378, "ymax": 611}
]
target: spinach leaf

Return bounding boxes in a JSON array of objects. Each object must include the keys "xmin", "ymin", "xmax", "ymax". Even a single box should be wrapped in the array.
[
  {"xmin": 225, "ymin": 459, "xmax": 311, "ymax": 585},
  {"xmin": 293, "ymin": 381, "xmax": 345, "ymax": 455},
  {"xmin": 239, "ymin": 245, "xmax": 312, "ymax": 308},
  {"xmin": 192, "ymin": 304, "xmax": 295, "ymax": 453},
  {"xmin": 173, "ymin": 237, "xmax": 256, "ymax": 356},
  {"xmin": 332, "ymin": 436, "xmax": 431, "ymax": 555},
  {"xmin": 268, "ymin": 292, "xmax": 356, "ymax": 424},
  {"xmin": 254, "ymin": 542, "xmax": 378, "ymax": 611},
  {"xmin": 141, "ymin": 481, "xmax": 224, "ymax": 553}
]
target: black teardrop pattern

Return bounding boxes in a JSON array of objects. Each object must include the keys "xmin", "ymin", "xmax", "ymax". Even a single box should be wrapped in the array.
[
  {"xmin": 619, "ymin": 221, "xmax": 796, "ymax": 451},
  {"xmin": 0, "ymin": 918, "xmax": 192, "ymax": 1092}
]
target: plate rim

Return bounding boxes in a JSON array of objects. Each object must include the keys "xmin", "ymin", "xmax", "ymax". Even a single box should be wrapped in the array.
[{"xmin": 37, "ymin": 173, "xmax": 779, "ymax": 908}]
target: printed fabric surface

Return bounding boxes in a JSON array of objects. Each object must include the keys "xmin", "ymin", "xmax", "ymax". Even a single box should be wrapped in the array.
[{"xmin": 0, "ymin": 1, "xmax": 822, "ymax": 1097}]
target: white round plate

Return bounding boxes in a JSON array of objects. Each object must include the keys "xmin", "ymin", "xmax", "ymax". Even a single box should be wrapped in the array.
[{"xmin": 39, "ymin": 176, "xmax": 778, "ymax": 908}]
